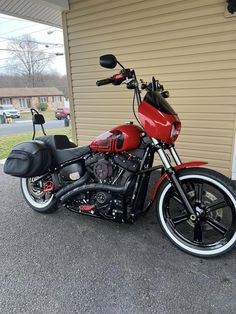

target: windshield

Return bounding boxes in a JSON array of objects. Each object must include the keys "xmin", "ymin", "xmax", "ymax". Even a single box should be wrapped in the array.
[{"xmin": 144, "ymin": 91, "xmax": 176, "ymax": 115}]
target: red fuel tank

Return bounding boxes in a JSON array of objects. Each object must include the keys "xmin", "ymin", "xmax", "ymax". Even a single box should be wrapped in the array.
[{"xmin": 90, "ymin": 124, "xmax": 142, "ymax": 153}]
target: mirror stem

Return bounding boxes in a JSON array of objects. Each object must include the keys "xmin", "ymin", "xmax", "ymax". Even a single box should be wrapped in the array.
[{"xmin": 117, "ymin": 60, "xmax": 125, "ymax": 69}]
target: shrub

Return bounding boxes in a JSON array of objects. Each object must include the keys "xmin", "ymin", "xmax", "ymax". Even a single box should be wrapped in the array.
[{"xmin": 36, "ymin": 103, "xmax": 48, "ymax": 111}]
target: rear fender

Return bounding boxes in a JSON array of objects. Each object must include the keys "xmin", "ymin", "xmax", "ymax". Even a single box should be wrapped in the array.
[{"xmin": 151, "ymin": 162, "xmax": 208, "ymax": 201}]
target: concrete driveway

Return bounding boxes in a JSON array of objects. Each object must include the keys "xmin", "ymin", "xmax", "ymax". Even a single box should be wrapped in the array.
[{"xmin": 0, "ymin": 164, "xmax": 236, "ymax": 314}]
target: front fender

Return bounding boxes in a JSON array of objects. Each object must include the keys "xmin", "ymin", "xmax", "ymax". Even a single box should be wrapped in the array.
[{"xmin": 151, "ymin": 161, "xmax": 208, "ymax": 201}]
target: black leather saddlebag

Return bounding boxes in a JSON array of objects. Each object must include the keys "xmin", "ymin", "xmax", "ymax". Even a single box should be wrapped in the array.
[{"xmin": 4, "ymin": 140, "xmax": 52, "ymax": 177}]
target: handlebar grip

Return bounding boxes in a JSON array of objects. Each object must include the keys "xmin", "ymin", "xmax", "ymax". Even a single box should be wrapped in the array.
[{"xmin": 96, "ymin": 78, "xmax": 113, "ymax": 86}]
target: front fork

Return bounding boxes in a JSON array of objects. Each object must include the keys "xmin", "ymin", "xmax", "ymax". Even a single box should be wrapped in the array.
[{"xmin": 153, "ymin": 139, "xmax": 197, "ymax": 222}]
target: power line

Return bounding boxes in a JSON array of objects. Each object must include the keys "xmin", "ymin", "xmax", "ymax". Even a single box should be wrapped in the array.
[
  {"xmin": 0, "ymin": 54, "xmax": 64, "ymax": 69},
  {"xmin": 0, "ymin": 37, "xmax": 63, "ymax": 47},
  {"xmin": 0, "ymin": 26, "xmax": 57, "ymax": 45},
  {"xmin": 0, "ymin": 48, "xmax": 63, "ymax": 55},
  {"xmin": 0, "ymin": 36, "xmax": 63, "ymax": 46},
  {"xmin": 0, "ymin": 29, "xmax": 63, "ymax": 46},
  {"xmin": 0, "ymin": 21, "xmax": 10, "ymax": 25},
  {"xmin": 0, "ymin": 64, "xmax": 18, "ymax": 69},
  {"xmin": 0, "ymin": 15, "xmax": 26, "ymax": 22},
  {"xmin": 0, "ymin": 23, "xmax": 40, "ymax": 37},
  {"xmin": 0, "ymin": 57, "xmax": 10, "ymax": 61}
]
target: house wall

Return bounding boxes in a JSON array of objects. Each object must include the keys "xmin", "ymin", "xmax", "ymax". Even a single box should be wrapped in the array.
[
  {"xmin": 11, "ymin": 98, "xmax": 20, "ymax": 110},
  {"xmin": 11, "ymin": 96, "xmax": 64, "ymax": 111},
  {"xmin": 63, "ymin": 0, "xmax": 236, "ymax": 176}
]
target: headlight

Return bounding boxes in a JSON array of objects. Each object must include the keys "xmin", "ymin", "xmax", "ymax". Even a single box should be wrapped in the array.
[
  {"xmin": 170, "ymin": 124, "xmax": 176, "ymax": 139},
  {"xmin": 170, "ymin": 122, "xmax": 181, "ymax": 142}
]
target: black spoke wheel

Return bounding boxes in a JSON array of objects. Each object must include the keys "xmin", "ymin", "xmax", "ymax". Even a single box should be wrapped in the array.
[{"xmin": 156, "ymin": 168, "xmax": 236, "ymax": 257}]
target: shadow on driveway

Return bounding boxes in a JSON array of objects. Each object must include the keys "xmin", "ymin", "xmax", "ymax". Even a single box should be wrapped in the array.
[{"xmin": 0, "ymin": 165, "xmax": 235, "ymax": 314}]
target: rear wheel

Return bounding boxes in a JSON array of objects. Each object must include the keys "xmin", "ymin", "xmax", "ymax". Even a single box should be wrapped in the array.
[
  {"xmin": 156, "ymin": 168, "xmax": 236, "ymax": 257},
  {"xmin": 21, "ymin": 176, "xmax": 58, "ymax": 213}
]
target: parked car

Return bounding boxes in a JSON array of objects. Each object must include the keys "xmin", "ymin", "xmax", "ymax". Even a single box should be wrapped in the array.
[
  {"xmin": 0, "ymin": 105, "xmax": 20, "ymax": 119},
  {"xmin": 55, "ymin": 108, "xmax": 70, "ymax": 120}
]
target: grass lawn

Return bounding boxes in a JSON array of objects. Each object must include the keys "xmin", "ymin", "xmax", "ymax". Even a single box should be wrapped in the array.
[
  {"xmin": 0, "ymin": 128, "xmax": 72, "ymax": 160},
  {"xmin": 20, "ymin": 111, "xmax": 56, "ymax": 120}
]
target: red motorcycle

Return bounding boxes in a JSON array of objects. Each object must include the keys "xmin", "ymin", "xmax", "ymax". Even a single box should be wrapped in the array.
[{"xmin": 4, "ymin": 55, "xmax": 236, "ymax": 257}]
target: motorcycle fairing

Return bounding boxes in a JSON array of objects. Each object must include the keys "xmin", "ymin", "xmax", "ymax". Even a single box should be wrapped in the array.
[
  {"xmin": 151, "ymin": 161, "xmax": 208, "ymax": 201},
  {"xmin": 138, "ymin": 99, "xmax": 181, "ymax": 144}
]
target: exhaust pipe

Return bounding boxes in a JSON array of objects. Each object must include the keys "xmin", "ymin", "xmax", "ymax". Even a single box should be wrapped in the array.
[
  {"xmin": 55, "ymin": 171, "xmax": 129, "ymax": 204},
  {"xmin": 55, "ymin": 172, "xmax": 90, "ymax": 200},
  {"xmin": 60, "ymin": 183, "xmax": 127, "ymax": 204}
]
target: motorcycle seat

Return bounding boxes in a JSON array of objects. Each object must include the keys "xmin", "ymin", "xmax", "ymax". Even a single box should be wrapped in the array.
[
  {"xmin": 54, "ymin": 146, "xmax": 90, "ymax": 164},
  {"xmin": 36, "ymin": 135, "xmax": 90, "ymax": 164}
]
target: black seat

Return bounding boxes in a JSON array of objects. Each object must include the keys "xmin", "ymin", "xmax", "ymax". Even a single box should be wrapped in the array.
[
  {"xmin": 36, "ymin": 135, "xmax": 76, "ymax": 150},
  {"xmin": 54, "ymin": 146, "xmax": 90, "ymax": 164},
  {"xmin": 36, "ymin": 135, "xmax": 90, "ymax": 164}
]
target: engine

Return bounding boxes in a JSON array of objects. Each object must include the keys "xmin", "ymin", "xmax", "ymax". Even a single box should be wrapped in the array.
[
  {"xmin": 86, "ymin": 153, "xmax": 114, "ymax": 183},
  {"xmin": 85, "ymin": 151, "xmax": 141, "ymax": 184},
  {"xmin": 64, "ymin": 150, "xmax": 145, "ymax": 221}
]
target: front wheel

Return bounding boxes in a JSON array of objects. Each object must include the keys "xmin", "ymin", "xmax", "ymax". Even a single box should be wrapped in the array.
[
  {"xmin": 156, "ymin": 168, "xmax": 236, "ymax": 257},
  {"xmin": 21, "ymin": 177, "xmax": 58, "ymax": 213}
]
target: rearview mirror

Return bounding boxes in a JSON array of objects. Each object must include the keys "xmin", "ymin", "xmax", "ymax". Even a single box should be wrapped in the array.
[{"xmin": 100, "ymin": 54, "xmax": 117, "ymax": 69}]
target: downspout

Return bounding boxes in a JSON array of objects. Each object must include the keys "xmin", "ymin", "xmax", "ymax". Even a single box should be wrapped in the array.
[
  {"xmin": 62, "ymin": 8, "xmax": 78, "ymax": 145},
  {"xmin": 231, "ymin": 111, "xmax": 236, "ymax": 179}
]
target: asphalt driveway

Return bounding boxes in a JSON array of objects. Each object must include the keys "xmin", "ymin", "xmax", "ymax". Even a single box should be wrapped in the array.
[
  {"xmin": 0, "ymin": 119, "xmax": 65, "ymax": 135},
  {"xmin": 0, "ymin": 164, "xmax": 236, "ymax": 314}
]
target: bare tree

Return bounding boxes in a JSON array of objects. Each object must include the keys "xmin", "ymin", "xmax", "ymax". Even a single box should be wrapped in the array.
[
  {"xmin": 7, "ymin": 34, "xmax": 53, "ymax": 87},
  {"xmin": 0, "ymin": 72, "xmax": 68, "ymax": 97}
]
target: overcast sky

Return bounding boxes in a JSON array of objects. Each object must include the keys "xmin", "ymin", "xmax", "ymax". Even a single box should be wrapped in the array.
[{"xmin": 0, "ymin": 13, "xmax": 66, "ymax": 75}]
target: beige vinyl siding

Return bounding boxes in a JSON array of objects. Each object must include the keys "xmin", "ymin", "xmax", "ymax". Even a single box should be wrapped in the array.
[{"xmin": 64, "ymin": 0, "xmax": 236, "ymax": 176}]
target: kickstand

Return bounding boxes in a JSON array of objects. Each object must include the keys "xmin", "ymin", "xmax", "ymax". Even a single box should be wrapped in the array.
[{"xmin": 141, "ymin": 200, "xmax": 153, "ymax": 216}]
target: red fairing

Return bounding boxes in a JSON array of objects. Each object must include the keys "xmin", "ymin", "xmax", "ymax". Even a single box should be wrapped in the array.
[
  {"xmin": 138, "ymin": 100, "xmax": 181, "ymax": 144},
  {"xmin": 90, "ymin": 124, "xmax": 142, "ymax": 152},
  {"xmin": 151, "ymin": 162, "xmax": 208, "ymax": 201}
]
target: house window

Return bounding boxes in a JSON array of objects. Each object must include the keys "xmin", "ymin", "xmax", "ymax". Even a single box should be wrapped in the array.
[
  {"xmin": 53, "ymin": 96, "xmax": 61, "ymax": 103},
  {"xmin": 19, "ymin": 98, "xmax": 31, "ymax": 109},
  {"xmin": 39, "ymin": 96, "xmax": 47, "ymax": 103},
  {"xmin": 2, "ymin": 98, "xmax": 11, "ymax": 105}
]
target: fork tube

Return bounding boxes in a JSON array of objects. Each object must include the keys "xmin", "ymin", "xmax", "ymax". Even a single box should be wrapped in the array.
[
  {"xmin": 169, "ymin": 145, "xmax": 182, "ymax": 165},
  {"xmin": 153, "ymin": 139, "xmax": 196, "ymax": 220},
  {"xmin": 157, "ymin": 147, "xmax": 172, "ymax": 170}
]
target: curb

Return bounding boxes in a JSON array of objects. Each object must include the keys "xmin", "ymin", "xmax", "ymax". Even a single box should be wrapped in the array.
[{"xmin": 14, "ymin": 120, "xmax": 32, "ymax": 123}]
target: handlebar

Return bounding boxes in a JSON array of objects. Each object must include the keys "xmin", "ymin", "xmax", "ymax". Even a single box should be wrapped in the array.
[
  {"xmin": 96, "ymin": 71, "xmax": 131, "ymax": 87},
  {"xmin": 96, "ymin": 71, "xmax": 169, "ymax": 97},
  {"xmin": 96, "ymin": 78, "xmax": 113, "ymax": 86},
  {"xmin": 96, "ymin": 55, "xmax": 168, "ymax": 107}
]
